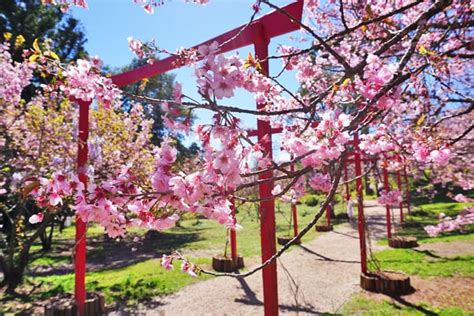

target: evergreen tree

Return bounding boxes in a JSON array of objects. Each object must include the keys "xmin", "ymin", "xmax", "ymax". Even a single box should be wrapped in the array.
[{"xmin": 0, "ymin": 0, "xmax": 87, "ymax": 62}]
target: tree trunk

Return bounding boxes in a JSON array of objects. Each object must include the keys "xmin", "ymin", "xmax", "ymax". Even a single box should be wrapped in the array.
[
  {"xmin": 0, "ymin": 248, "xmax": 29, "ymax": 293},
  {"xmin": 329, "ymin": 201, "xmax": 336, "ymax": 218},
  {"xmin": 1, "ymin": 212, "xmax": 54, "ymax": 293},
  {"xmin": 374, "ymin": 166, "xmax": 381, "ymax": 197},
  {"xmin": 40, "ymin": 220, "xmax": 54, "ymax": 251},
  {"xmin": 364, "ymin": 173, "xmax": 374, "ymax": 196}
]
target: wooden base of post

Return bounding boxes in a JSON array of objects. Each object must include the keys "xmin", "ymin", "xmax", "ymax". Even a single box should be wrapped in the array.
[
  {"xmin": 388, "ymin": 236, "xmax": 418, "ymax": 248},
  {"xmin": 277, "ymin": 236, "xmax": 301, "ymax": 246},
  {"xmin": 44, "ymin": 293, "xmax": 104, "ymax": 316},
  {"xmin": 360, "ymin": 271, "xmax": 413, "ymax": 295},
  {"xmin": 315, "ymin": 224, "xmax": 333, "ymax": 232},
  {"xmin": 212, "ymin": 255, "xmax": 244, "ymax": 272}
]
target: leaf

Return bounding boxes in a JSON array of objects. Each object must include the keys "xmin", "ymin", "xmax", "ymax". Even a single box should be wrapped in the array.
[
  {"xmin": 48, "ymin": 51, "xmax": 60, "ymax": 61},
  {"xmin": 366, "ymin": 4, "xmax": 373, "ymax": 16},
  {"xmin": 28, "ymin": 53, "xmax": 40, "ymax": 63},
  {"xmin": 243, "ymin": 52, "xmax": 255, "ymax": 69},
  {"xmin": 3, "ymin": 32, "xmax": 12, "ymax": 41},
  {"xmin": 14, "ymin": 34, "xmax": 25, "ymax": 48},
  {"xmin": 342, "ymin": 78, "xmax": 351, "ymax": 86},
  {"xmin": 139, "ymin": 78, "xmax": 149, "ymax": 92},
  {"xmin": 419, "ymin": 45, "xmax": 428, "ymax": 56},
  {"xmin": 33, "ymin": 38, "xmax": 41, "ymax": 53},
  {"xmin": 417, "ymin": 114, "xmax": 425, "ymax": 126}
]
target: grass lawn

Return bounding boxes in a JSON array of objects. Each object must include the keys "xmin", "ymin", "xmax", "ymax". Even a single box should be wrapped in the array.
[
  {"xmin": 370, "ymin": 249, "xmax": 474, "ymax": 278},
  {"xmin": 343, "ymin": 295, "xmax": 471, "ymax": 316},
  {"xmin": 3, "ymin": 197, "xmax": 348, "ymax": 312},
  {"xmin": 30, "ymin": 258, "xmax": 213, "ymax": 305},
  {"xmin": 370, "ymin": 191, "xmax": 474, "ymax": 278},
  {"xmin": 378, "ymin": 193, "xmax": 474, "ymax": 245}
]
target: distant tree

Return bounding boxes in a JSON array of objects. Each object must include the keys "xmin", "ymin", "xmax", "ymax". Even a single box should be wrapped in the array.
[
  {"xmin": 0, "ymin": 0, "xmax": 87, "ymax": 62},
  {"xmin": 117, "ymin": 59, "xmax": 200, "ymax": 157},
  {"xmin": 118, "ymin": 59, "xmax": 176, "ymax": 144}
]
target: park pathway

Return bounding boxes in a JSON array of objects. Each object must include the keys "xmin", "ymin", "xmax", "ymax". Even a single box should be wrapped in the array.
[{"xmin": 147, "ymin": 201, "xmax": 394, "ymax": 315}]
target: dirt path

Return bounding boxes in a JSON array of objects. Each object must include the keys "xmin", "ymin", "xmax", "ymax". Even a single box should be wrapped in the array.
[{"xmin": 136, "ymin": 201, "xmax": 393, "ymax": 315}]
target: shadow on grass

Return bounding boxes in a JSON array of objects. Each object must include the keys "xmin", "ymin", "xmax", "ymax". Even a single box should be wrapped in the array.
[
  {"xmin": 30, "ymin": 230, "xmax": 202, "ymax": 277},
  {"xmin": 412, "ymin": 249, "xmax": 443, "ymax": 259},
  {"xmin": 377, "ymin": 252, "xmax": 473, "ymax": 265},
  {"xmin": 390, "ymin": 296, "xmax": 437, "ymax": 316},
  {"xmin": 0, "ymin": 280, "xmax": 66, "ymax": 306}
]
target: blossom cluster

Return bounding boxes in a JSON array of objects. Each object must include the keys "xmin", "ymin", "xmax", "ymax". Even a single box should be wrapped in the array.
[
  {"xmin": 60, "ymin": 59, "xmax": 121, "ymax": 107},
  {"xmin": 161, "ymin": 254, "xmax": 198, "ymax": 277},
  {"xmin": 424, "ymin": 207, "xmax": 474, "ymax": 237},
  {"xmin": 377, "ymin": 190, "xmax": 403, "ymax": 206},
  {"xmin": 308, "ymin": 173, "xmax": 332, "ymax": 193},
  {"xmin": 0, "ymin": 43, "xmax": 33, "ymax": 105}
]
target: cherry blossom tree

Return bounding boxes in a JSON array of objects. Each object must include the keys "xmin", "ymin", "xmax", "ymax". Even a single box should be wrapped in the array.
[
  {"xmin": 0, "ymin": 38, "xmax": 165, "ymax": 290},
  {"xmin": 4, "ymin": 0, "xmax": 473, "ymax": 281}
]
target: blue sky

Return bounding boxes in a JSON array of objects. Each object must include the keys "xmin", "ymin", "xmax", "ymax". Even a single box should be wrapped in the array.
[{"xmin": 71, "ymin": 0, "xmax": 303, "ymax": 155}]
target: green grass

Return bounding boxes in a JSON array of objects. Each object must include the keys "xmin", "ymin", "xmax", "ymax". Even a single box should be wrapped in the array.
[
  {"xmin": 165, "ymin": 201, "xmax": 337, "ymax": 258},
  {"xmin": 370, "ymin": 248, "xmax": 474, "ymax": 278},
  {"xmin": 29, "ymin": 258, "xmax": 212, "ymax": 306},
  {"xmin": 370, "ymin": 191, "xmax": 474, "ymax": 278},
  {"xmin": 31, "ymin": 255, "xmax": 71, "ymax": 266},
  {"xmin": 377, "ymin": 193, "xmax": 474, "ymax": 245},
  {"xmin": 343, "ymin": 295, "xmax": 471, "ymax": 315}
]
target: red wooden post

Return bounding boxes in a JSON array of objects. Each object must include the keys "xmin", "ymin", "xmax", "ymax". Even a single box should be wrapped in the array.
[
  {"xmin": 255, "ymin": 33, "xmax": 279, "ymax": 316},
  {"xmin": 326, "ymin": 205, "xmax": 332, "ymax": 227},
  {"xmin": 403, "ymin": 167, "xmax": 411, "ymax": 214},
  {"xmin": 230, "ymin": 197, "xmax": 237, "ymax": 261},
  {"xmin": 353, "ymin": 133, "xmax": 367, "ymax": 274},
  {"xmin": 344, "ymin": 164, "xmax": 351, "ymax": 201},
  {"xmin": 291, "ymin": 203, "xmax": 298, "ymax": 237},
  {"xmin": 75, "ymin": 100, "xmax": 90, "ymax": 316},
  {"xmin": 290, "ymin": 162, "xmax": 298, "ymax": 237},
  {"xmin": 396, "ymin": 171, "xmax": 404, "ymax": 223},
  {"xmin": 382, "ymin": 167, "xmax": 392, "ymax": 239}
]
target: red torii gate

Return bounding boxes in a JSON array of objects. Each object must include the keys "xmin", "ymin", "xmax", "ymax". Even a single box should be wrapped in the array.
[
  {"xmin": 74, "ymin": 2, "xmax": 304, "ymax": 315},
  {"xmin": 344, "ymin": 137, "xmax": 411, "ymax": 274}
]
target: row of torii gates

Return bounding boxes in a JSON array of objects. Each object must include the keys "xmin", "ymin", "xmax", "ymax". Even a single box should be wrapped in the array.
[{"xmin": 73, "ymin": 1, "xmax": 411, "ymax": 314}]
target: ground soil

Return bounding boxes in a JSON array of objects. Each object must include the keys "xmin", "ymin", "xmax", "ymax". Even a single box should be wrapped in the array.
[
  {"xmin": 417, "ymin": 240, "xmax": 474, "ymax": 258},
  {"xmin": 364, "ymin": 276, "xmax": 474, "ymax": 312}
]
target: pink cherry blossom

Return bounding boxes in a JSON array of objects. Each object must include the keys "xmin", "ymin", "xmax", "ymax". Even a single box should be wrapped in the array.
[
  {"xmin": 29, "ymin": 213, "xmax": 44, "ymax": 224},
  {"xmin": 161, "ymin": 254, "xmax": 174, "ymax": 270},
  {"xmin": 377, "ymin": 190, "xmax": 403, "ymax": 206},
  {"xmin": 309, "ymin": 173, "xmax": 332, "ymax": 193}
]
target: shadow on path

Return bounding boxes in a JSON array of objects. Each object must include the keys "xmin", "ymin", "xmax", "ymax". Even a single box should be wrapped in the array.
[
  {"xmin": 298, "ymin": 245, "xmax": 360, "ymax": 264},
  {"xmin": 331, "ymin": 230, "xmax": 359, "ymax": 239}
]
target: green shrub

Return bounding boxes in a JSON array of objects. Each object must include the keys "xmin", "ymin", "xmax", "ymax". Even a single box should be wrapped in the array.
[{"xmin": 303, "ymin": 195, "xmax": 319, "ymax": 207}]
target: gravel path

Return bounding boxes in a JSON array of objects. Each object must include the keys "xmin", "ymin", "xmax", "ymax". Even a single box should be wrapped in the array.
[{"xmin": 140, "ymin": 201, "xmax": 393, "ymax": 315}]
